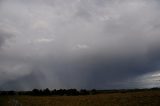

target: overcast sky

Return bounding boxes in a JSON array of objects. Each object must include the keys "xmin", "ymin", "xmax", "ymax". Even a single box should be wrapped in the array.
[{"xmin": 0, "ymin": 0, "xmax": 160, "ymax": 90}]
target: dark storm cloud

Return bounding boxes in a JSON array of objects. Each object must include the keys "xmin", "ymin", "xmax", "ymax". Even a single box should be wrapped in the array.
[{"xmin": 0, "ymin": 0, "xmax": 160, "ymax": 90}]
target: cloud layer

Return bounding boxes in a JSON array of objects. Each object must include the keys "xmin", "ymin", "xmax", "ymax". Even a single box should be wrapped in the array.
[{"xmin": 0, "ymin": 0, "xmax": 160, "ymax": 90}]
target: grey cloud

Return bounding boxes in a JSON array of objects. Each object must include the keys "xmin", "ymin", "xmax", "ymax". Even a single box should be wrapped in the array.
[
  {"xmin": 0, "ymin": 30, "xmax": 12, "ymax": 49},
  {"xmin": 0, "ymin": 0, "xmax": 160, "ymax": 90}
]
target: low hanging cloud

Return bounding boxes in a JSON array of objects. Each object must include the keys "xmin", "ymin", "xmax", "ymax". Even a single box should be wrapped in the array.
[{"xmin": 0, "ymin": 0, "xmax": 160, "ymax": 90}]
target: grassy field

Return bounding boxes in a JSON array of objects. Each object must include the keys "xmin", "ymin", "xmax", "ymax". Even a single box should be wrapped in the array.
[{"xmin": 1, "ymin": 90, "xmax": 160, "ymax": 106}]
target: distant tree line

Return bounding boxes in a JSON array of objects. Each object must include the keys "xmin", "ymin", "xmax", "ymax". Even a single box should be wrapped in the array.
[
  {"xmin": 0, "ymin": 87, "xmax": 160, "ymax": 96},
  {"xmin": 0, "ymin": 88, "xmax": 97, "ymax": 96}
]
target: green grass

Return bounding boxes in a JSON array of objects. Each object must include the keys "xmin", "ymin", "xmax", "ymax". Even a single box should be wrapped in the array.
[{"xmin": 1, "ymin": 90, "xmax": 160, "ymax": 106}]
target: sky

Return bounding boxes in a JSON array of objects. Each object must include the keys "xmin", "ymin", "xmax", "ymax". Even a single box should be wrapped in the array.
[{"xmin": 0, "ymin": 0, "xmax": 160, "ymax": 90}]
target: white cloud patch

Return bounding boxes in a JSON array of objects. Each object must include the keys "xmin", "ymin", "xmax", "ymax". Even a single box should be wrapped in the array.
[
  {"xmin": 74, "ymin": 44, "xmax": 89, "ymax": 49},
  {"xmin": 36, "ymin": 38, "xmax": 54, "ymax": 43},
  {"xmin": 135, "ymin": 71, "xmax": 160, "ymax": 88}
]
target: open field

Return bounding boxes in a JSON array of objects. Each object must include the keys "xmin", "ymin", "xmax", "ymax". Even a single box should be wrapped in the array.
[{"xmin": 1, "ymin": 90, "xmax": 160, "ymax": 106}]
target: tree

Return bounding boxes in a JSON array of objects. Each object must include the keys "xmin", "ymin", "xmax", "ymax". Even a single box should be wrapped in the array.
[{"xmin": 43, "ymin": 88, "xmax": 51, "ymax": 95}]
